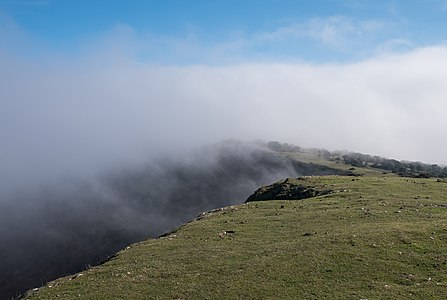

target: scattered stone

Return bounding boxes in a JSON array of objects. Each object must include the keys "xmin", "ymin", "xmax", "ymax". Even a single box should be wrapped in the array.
[
  {"xmin": 69, "ymin": 273, "xmax": 84, "ymax": 281},
  {"xmin": 219, "ymin": 230, "xmax": 235, "ymax": 238},
  {"xmin": 168, "ymin": 234, "xmax": 177, "ymax": 240}
]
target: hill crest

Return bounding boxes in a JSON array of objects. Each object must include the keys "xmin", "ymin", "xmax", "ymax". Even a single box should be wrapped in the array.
[{"xmin": 25, "ymin": 175, "xmax": 447, "ymax": 299}]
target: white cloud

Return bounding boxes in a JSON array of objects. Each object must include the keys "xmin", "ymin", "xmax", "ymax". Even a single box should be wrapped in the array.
[
  {"xmin": 374, "ymin": 38, "xmax": 414, "ymax": 54},
  {"xmin": 2, "ymin": 15, "xmax": 399, "ymax": 66},
  {"xmin": 92, "ymin": 15, "xmax": 388, "ymax": 65},
  {"xmin": 2, "ymin": 25, "xmax": 447, "ymax": 191},
  {"xmin": 253, "ymin": 16, "xmax": 384, "ymax": 49}
]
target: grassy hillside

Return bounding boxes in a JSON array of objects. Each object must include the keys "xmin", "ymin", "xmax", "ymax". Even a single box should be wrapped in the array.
[
  {"xmin": 24, "ymin": 175, "xmax": 447, "ymax": 299},
  {"xmin": 2, "ymin": 141, "xmax": 356, "ymax": 300}
]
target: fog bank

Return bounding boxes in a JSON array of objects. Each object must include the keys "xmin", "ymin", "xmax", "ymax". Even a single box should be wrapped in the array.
[
  {"xmin": 0, "ymin": 141, "xmax": 352, "ymax": 298},
  {"xmin": 2, "ymin": 24, "xmax": 447, "ymax": 299},
  {"xmin": 2, "ymin": 46, "xmax": 447, "ymax": 195}
]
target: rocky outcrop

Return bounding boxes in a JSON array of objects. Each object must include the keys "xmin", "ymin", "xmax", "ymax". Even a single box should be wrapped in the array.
[{"xmin": 246, "ymin": 178, "xmax": 332, "ymax": 202}]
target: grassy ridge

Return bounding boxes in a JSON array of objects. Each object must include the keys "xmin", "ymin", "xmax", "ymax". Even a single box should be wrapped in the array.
[{"xmin": 25, "ymin": 176, "xmax": 447, "ymax": 299}]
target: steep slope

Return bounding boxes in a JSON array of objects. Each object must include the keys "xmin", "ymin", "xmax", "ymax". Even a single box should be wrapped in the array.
[
  {"xmin": 1, "ymin": 141, "xmax": 353, "ymax": 300},
  {"xmin": 25, "ymin": 176, "xmax": 447, "ymax": 299}
]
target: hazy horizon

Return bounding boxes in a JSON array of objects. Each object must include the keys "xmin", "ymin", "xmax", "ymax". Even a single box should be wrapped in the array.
[
  {"xmin": 2, "ymin": 1, "xmax": 447, "ymax": 193},
  {"xmin": 2, "ymin": 1, "xmax": 447, "ymax": 298}
]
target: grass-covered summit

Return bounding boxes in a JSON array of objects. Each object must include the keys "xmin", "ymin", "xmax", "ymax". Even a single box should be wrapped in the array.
[{"xmin": 25, "ymin": 175, "xmax": 447, "ymax": 299}]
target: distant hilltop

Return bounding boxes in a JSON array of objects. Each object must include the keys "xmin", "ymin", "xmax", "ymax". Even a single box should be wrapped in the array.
[
  {"xmin": 263, "ymin": 140, "xmax": 447, "ymax": 178},
  {"xmin": 4, "ymin": 139, "xmax": 447, "ymax": 299}
]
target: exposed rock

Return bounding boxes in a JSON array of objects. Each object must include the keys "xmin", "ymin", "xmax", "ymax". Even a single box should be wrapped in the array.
[{"xmin": 245, "ymin": 178, "xmax": 332, "ymax": 202}]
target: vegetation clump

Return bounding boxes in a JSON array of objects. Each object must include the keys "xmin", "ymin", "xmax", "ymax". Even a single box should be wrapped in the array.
[
  {"xmin": 338, "ymin": 152, "xmax": 447, "ymax": 178},
  {"xmin": 265, "ymin": 140, "xmax": 447, "ymax": 178},
  {"xmin": 246, "ymin": 177, "xmax": 332, "ymax": 202}
]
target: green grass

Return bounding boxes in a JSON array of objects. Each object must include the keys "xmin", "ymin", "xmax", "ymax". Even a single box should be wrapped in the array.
[
  {"xmin": 275, "ymin": 151, "xmax": 391, "ymax": 177},
  {"xmin": 25, "ymin": 176, "xmax": 447, "ymax": 299}
]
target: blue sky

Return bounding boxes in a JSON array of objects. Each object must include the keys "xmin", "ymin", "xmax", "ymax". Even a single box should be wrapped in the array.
[
  {"xmin": 2, "ymin": 0, "xmax": 447, "ymax": 64},
  {"xmin": 2, "ymin": 0, "xmax": 447, "ymax": 177}
]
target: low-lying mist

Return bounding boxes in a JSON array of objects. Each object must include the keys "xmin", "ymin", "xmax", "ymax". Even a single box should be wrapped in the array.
[
  {"xmin": 2, "ymin": 25, "xmax": 447, "ymax": 299},
  {"xmin": 0, "ymin": 140, "xmax": 350, "ymax": 299}
]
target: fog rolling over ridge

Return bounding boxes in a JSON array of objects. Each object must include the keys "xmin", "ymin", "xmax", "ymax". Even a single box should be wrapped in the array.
[
  {"xmin": 2, "ymin": 12, "xmax": 447, "ymax": 299},
  {"xmin": 2, "ymin": 48, "xmax": 447, "ymax": 300},
  {"xmin": 0, "ymin": 141, "xmax": 349, "ymax": 299}
]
